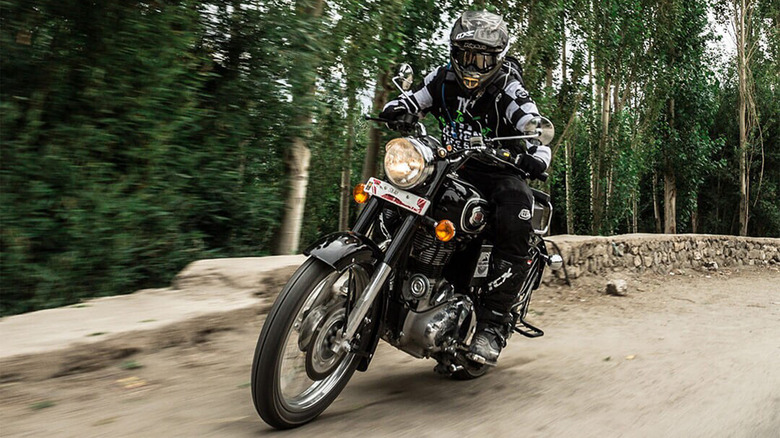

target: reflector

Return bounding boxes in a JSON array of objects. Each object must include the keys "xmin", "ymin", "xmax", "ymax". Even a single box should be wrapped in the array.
[
  {"xmin": 434, "ymin": 220, "xmax": 456, "ymax": 242},
  {"xmin": 353, "ymin": 184, "xmax": 369, "ymax": 204}
]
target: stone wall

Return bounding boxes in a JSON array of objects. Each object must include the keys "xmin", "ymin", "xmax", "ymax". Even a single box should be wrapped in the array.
[{"xmin": 545, "ymin": 234, "xmax": 780, "ymax": 280}]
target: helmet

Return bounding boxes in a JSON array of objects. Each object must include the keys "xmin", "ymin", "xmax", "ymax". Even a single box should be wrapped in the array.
[{"xmin": 449, "ymin": 11, "xmax": 510, "ymax": 93}]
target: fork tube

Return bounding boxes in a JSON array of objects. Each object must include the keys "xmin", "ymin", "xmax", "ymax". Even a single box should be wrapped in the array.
[
  {"xmin": 338, "ymin": 261, "xmax": 392, "ymax": 347},
  {"xmin": 352, "ymin": 197, "xmax": 380, "ymax": 234},
  {"xmin": 337, "ymin": 213, "xmax": 419, "ymax": 350},
  {"xmin": 383, "ymin": 214, "xmax": 418, "ymax": 266}
]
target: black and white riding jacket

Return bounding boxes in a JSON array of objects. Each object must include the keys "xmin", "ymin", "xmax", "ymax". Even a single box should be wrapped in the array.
[{"xmin": 383, "ymin": 63, "xmax": 551, "ymax": 171}]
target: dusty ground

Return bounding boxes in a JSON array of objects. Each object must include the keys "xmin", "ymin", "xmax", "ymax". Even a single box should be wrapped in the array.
[{"xmin": 2, "ymin": 267, "xmax": 779, "ymax": 438}]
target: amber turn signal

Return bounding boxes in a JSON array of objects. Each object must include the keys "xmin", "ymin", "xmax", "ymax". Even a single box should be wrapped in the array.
[
  {"xmin": 353, "ymin": 183, "xmax": 369, "ymax": 204},
  {"xmin": 434, "ymin": 220, "xmax": 456, "ymax": 242}
]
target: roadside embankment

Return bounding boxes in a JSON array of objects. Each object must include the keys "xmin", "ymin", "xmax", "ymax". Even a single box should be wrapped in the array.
[
  {"xmin": 545, "ymin": 234, "xmax": 779, "ymax": 281},
  {"xmin": 1, "ymin": 235, "xmax": 777, "ymax": 381},
  {"xmin": 0, "ymin": 256, "xmax": 305, "ymax": 381}
]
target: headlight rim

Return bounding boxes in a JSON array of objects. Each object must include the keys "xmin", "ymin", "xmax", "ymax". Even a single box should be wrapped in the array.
[{"xmin": 383, "ymin": 137, "xmax": 434, "ymax": 190}]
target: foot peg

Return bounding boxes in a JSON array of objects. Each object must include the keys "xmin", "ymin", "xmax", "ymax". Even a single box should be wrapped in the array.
[{"xmin": 513, "ymin": 319, "xmax": 544, "ymax": 338}]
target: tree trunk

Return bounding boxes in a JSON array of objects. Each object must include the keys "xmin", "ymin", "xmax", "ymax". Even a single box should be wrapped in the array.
[
  {"xmin": 274, "ymin": 0, "xmax": 324, "ymax": 255},
  {"xmin": 546, "ymin": 65, "xmax": 553, "ymax": 89},
  {"xmin": 276, "ymin": 139, "xmax": 312, "ymax": 254},
  {"xmin": 664, "ymin": 97, "xmax": 677, "ymax": 234},
  {"xmin": 339, "ymin": 93, "xmax": 357, "ymax": 231},
  {"xmin": 361, "ymin": 71, "xmax": 390, "ymax": 183},
  {"xmin": 605, "ymin": 164, "xmax": 613, "ymax": 228},
  {"xmin": 561, "ymin": 12, "xmax": 567, "ymax": 84},
  {"xmin": 652, "ymin": 171, "xmax": 662, "ymax": 233},
  {"xmin": 592, "ymin": 73, "xmax": 611, "ymax": 234},
  {"xmin": 737, "ymin": 0, "xmax": 750, "ymax": 236},
  {"xmin": 565, "ymin": 140, "xmax": 574, "ymax": 234},
  {"xmin": 664, "ymin": 170, "xmax": 677, "ymax": 234},
  {"xmin": 632, "ymin": 191, "xmax": 638, "ymax": 234}
]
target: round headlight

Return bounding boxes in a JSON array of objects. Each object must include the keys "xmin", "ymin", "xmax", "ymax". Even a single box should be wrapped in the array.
[{"xmin": 383, "ymin": 138, "xmax": 433, "ymax": 189}]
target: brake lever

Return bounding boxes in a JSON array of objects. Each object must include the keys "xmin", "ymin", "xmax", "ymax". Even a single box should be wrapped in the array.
[
  {"xmin": 364, "ymin": 115, "xmax": 418, "ymax": 135},
  {"xmin": 364, "ymin": 115, "xmax": 392, "ymax": 123}
]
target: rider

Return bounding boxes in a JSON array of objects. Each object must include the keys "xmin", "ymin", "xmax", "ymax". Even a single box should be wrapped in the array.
[{"xmin": 379, "ymin": 10, "xmax": 551, "ymax": 365}]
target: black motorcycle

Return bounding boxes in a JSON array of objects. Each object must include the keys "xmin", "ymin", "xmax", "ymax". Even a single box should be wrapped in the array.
[{"xmin": 251, "ymin": 65, "xmax": 562, "ymax": 429}]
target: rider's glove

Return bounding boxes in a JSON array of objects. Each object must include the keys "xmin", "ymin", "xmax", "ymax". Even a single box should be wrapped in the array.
[
  {"xmin": 517, "ymin": 154, "xmax": 547, "ymax": 179},
  {"xmin": 379, "ymin": 102, "xmax": 409, "ymax": 122},
  {"xmin": 379, "ymin": 101, "xmax": 419, "ymax": 132}
]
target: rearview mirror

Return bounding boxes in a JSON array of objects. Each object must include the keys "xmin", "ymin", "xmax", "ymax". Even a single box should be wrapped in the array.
[
  {"xmin": 522, "ymin": 117, "xmax": 555, "ymax": 146},
  {"xmin": 396, "ymin": 64, "xmax": 414, "ymax": 91}
]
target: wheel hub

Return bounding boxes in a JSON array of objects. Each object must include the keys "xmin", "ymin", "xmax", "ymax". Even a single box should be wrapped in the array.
[{"xmin": 305, "ymin": 307, "xmax": 347, "ymax": 380}]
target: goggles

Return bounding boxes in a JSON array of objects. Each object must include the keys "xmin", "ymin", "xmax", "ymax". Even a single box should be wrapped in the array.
[{"xmin": 452, "ymin": 46, "xmax": 499, "ymax": 73}]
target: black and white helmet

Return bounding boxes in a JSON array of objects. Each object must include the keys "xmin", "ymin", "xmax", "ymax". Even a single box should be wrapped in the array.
[{"xmin": 449, "ymin": 11, "xmax": 510, "ymax": 93}]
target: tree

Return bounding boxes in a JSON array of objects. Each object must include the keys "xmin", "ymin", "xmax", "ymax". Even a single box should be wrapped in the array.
[{"xmin": 274, "ymin": 0, "xmax": 325, "ymax": 255}]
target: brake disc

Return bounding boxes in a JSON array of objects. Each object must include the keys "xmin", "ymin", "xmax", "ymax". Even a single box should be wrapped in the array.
[
  {"xmin": 297, "ymin": 306, "xmax": 327, "ymax": 352},
  {"xmin": 305, "ymin": 307, "xmax": 347, "ymax": 380}
]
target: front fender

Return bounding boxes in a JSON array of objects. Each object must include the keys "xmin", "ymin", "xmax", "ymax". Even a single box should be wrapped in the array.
[{"xmin": 303, "ymin": 232, "xmax": 383, "ymax": 272}]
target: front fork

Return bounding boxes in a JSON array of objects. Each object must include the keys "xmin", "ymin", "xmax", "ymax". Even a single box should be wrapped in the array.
[
  {"xmin": 337, "ymin": 163, "xmax": 451, "ymax": 353},
  {"xmin": 333, "ymin": 198, "xmax": 421, "ymax": 353}
]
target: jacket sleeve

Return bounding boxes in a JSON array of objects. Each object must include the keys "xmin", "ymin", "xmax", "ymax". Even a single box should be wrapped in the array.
[
  {"xmin": 382, "ymin": 67, "xmax": 440, "ymax": 115},
  {"xmin": 499, "ymin": 79, "xmax": 550, "ymax": 170}
]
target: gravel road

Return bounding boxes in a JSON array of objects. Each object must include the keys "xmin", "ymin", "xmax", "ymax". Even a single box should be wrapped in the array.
[{"xmin": 2, "ymin": 268, "xmax": 779, "ymax": 437}]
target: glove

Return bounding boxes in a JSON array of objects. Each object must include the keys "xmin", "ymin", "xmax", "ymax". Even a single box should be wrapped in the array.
[
  {"xmin": 516, "ymin": 154, "xmax": 547, "ymax": 178},
  {"xmin": 379, "ymin": 102, "xmax": 409, "ymax": 122}
]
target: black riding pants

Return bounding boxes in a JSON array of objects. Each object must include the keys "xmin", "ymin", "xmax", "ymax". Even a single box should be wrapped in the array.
[
  {"xmin": 460, "ymin": 165, "xmax": 535, "ymax": 323},
  {"xmin": 459, "ymin": 165, "xmax": 534, "ymax": 262}
]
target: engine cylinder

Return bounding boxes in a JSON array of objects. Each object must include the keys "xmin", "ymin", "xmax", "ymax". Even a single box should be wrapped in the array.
[{"xmin": 409, "ymin": 228, "xmax": 455, "ymax": 279}]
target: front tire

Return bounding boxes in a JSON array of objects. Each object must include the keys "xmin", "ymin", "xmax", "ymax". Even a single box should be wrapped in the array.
[{"xmin": 251, "ymin": 258, "xmax": 372, "ymax": 429}]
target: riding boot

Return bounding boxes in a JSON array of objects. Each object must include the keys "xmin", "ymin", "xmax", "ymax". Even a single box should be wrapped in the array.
[{"xmin": 468, "ymin": 254, "xmax": 532, "ymax": 365}]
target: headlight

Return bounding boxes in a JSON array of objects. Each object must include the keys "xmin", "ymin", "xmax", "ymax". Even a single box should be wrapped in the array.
[{"xmin": 383, "ymin": 138, "xmax": 434, "ymax": 189}]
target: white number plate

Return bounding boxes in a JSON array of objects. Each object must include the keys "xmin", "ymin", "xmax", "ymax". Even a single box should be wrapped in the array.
[{"xmin": 365, "ymin": 177, "xmax": 431, "ymax": 216}]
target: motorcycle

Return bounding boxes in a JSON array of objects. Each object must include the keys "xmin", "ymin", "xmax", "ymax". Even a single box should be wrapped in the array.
[{"xmin": 250, "ymin": 64, "xmax": 562, "ymax": 429}]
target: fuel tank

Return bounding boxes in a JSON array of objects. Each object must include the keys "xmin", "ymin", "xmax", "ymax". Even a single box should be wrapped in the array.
[{"xmin": 431, "ymin": 177, "xmax": 489, "ymax": 235}]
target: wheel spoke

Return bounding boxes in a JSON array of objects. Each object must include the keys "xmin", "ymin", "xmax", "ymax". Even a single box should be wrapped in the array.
[{"xmin": 276, "ymin": 265, "xmax": 370, "ymax": 411}]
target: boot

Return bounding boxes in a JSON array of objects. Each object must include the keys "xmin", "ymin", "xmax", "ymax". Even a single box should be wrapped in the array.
[
  {"xmin": 467, "ymin": 321, "xmax": 508, "ymax": 366},
  {"xmin": 484, "ymin": 256, "xmax": 532, "ymax": 295},
  {"xmin": 468, "ymin": 255, "xmax": 532, "ymax": 366}
]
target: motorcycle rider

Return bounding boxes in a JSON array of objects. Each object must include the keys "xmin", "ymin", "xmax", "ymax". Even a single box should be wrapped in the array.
[{"xmin": 379, "ymin": 10, "xmax": 551, "ymax": 365}]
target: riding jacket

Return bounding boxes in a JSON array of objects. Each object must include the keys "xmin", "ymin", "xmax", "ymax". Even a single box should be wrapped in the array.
[{"xmin": 383, "ymin": 63, "xmax": 551, "ymax": 171}]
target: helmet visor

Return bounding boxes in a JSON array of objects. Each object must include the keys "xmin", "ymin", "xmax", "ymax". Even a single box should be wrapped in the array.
[{"xmin": 452, "ymin": 46, "xmax": 499, "ymax": 73}]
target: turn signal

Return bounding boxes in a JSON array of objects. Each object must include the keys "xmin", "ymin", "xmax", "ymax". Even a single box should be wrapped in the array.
[
  {"xmin": 353, "ymin": 183, "xmax": 369, "ymax": 204},
  {"xmin": 434, "ymin": 220, "xmax": 456, "ymax": 242}
]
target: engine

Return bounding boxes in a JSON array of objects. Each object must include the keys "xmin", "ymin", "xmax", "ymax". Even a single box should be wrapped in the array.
[
  {"xmin": 383, "ymin": 177, "xmax": 489, "ymax": 359},
  {"xmin": 408, "ymin": 228, "xmax": 456, "ymax": 279},
  {"xmin": 395, "ymin": 294, "xmax": 477, "ymax": 359}
]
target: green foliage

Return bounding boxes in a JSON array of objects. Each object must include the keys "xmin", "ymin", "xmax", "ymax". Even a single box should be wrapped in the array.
[
  {"xmin": 0, "ymin": 1, "xmax": 284, "ymax": 315},
  {"xmin": 1, "ymin": 0, "xmax": 777, "ymax": 315}
]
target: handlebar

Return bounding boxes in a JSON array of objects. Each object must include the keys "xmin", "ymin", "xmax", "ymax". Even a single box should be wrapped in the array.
[
  {"xmin": 364, "ymin": 115, "xmax": 548, "ymax": 182},
  {"xmin": 364, "ymin": 114, "xmax": 424, "ymax": 135},
  {"xmin": 456, "ymin": 146, "xmax": 548, "ymax": 182}
]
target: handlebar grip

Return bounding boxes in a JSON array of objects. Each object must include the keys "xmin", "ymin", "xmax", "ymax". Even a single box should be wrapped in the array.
[
  {"xmin": 365, "ymin": 115, "xmax": 390, "ymax": 123},
  {"xmin": 537, "ymin": 172, "xmax": 549, "ymax": 182}
]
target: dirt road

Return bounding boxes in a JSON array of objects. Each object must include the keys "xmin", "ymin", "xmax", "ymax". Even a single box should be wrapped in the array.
[{"xmin": 2, "ymin": 268, "xmax": 779, "ymax": 437}]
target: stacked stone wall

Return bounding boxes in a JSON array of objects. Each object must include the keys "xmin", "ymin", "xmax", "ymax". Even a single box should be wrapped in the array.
[{"xmin": 545, "ymin": 234, "xmax": 780, "ymax": 280}]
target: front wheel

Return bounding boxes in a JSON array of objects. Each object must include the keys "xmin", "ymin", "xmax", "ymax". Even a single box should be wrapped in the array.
[{"xmin": 251, "ymin": 258, "xmax": 372, "ymax": 429}]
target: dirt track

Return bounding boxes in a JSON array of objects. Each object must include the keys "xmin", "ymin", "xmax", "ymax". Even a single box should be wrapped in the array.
[{"xmin": 2, "ymin": 268, "xmax": 779, "ymax": 437}]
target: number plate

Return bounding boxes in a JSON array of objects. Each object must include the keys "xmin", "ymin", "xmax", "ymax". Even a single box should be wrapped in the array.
[{"xmin": 365, "ymin": 177, "xmax": 431, "ymax": 216}]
